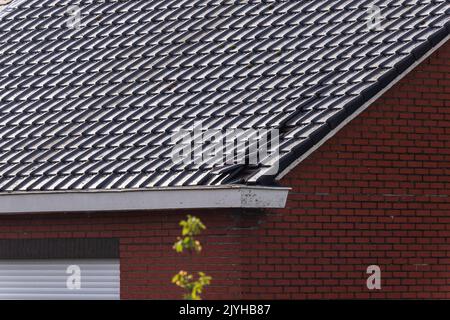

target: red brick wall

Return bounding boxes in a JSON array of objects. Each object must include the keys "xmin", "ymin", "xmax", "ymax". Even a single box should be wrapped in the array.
[
  {"xmin": 0, "ymin": 210, "xmax": 252, "ymax": 299},
  {"xmin": 248, "ymin": 40, "xmax": 450, "ymax": 299},
  {"xmin": 0, "ymin": 40, "xmax": 448, "ymax": 299}
]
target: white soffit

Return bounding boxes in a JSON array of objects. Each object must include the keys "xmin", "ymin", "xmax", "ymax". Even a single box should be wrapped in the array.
[{"xmin": 0, "ymin": 185, "xmax": 290, "ymax": 214}]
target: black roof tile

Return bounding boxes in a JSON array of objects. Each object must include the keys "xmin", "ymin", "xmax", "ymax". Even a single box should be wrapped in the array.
[{"xmin": 0, "ymin": 0, "xmax": 448, "ymax": 191}]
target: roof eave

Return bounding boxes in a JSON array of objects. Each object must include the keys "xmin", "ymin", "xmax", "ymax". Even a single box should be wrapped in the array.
[{"xmin": 0, "ymin": 185, "xmax": 290, "ymax": 214}]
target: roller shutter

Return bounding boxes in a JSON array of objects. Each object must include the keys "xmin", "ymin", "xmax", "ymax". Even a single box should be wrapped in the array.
[
  {"xmin": 0, "ymin": 238, "xmax": 120, "ymax": 300},
  {"xmin": 0, "ymin": 259, "xmax": 120, "ymax": 300}
]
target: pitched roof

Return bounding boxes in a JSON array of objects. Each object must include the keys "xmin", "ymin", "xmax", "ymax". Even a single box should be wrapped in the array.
[{"xmin": 0, "ymin": 0, "xmax": 448, "ymax": 192}]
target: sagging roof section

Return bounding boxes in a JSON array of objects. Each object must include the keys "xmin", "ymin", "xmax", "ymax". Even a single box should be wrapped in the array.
[{"xmin": 0, "ymin": 0, "xmax": 449, "ymax": 192}]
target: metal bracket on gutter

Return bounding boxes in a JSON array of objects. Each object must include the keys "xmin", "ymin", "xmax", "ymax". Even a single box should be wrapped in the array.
[{"xmin": 0, "ymin": 185, "xmax": 290, "ymax": 214}]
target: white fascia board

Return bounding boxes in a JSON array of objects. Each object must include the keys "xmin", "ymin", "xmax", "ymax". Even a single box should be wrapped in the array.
[
  {"xmin": 275, "ymin": 34, "xmax": 450, "ymax": 181},
  {"xmin": 0, "ymin": 185, "xmax": 290, "ymax": 214}
]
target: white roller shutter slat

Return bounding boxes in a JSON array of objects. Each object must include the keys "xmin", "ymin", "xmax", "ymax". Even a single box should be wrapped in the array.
[{"xmin": 0, "ymin": 259, "xmax": 120, "ymax": 300}]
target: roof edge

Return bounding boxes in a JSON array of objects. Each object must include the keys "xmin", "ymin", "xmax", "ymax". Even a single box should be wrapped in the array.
[
  {"xmin": 0, "ymin": 185, "xmax": 290, "ymax": 214},
  {"xmin": 274, "ymin": 31, "xmax": 450, "ymax": 182}
]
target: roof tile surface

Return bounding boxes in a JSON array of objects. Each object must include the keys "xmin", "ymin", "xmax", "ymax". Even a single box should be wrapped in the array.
[{"xmin": 0, "ymin": 0, "xmax": 448, "ymax": 191}]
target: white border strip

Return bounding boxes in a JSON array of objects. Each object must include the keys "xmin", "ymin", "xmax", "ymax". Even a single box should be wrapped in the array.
[
  {"xmin": 276, "ymin": 34, "xmax": 450, "ymax": 181},
  {"xmin": 0, "ymin": 185, "xmax": 290, "ymax": 214}
]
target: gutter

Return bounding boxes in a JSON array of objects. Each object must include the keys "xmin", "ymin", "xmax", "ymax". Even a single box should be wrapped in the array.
[{"xmin": 0, "ymin": 185, "xmax": 290, "ymax": 214}]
